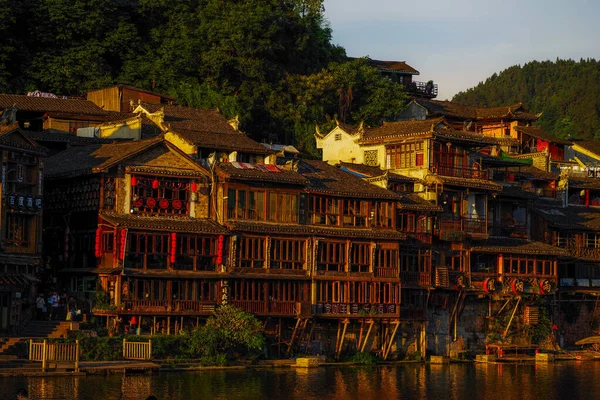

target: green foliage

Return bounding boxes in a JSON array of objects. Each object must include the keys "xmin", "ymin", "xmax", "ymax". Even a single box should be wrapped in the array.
[
  {"xmin": 199, "ymin": 353, "xmax": 228, "ymax": 366},
  {"xmin": 349, "ymin": 351, "xmax": 378, "ymax": 365},
  {"xmin": 531, "ymin": 307, "xmax": 552, "ymax": 344},
  {"xmin": 0, "ymin": 0, "xmax": 405, "ymax": 150},
  {"xmin": 190, "ymin": 304, "xmax": 265, "ymax": 357},
  {"xmin": 93, "ymin": 291, "xmax": 112, "ymax": 310},
  {"xmin": 453, "ymin": 58, "xmax": 600, "ymax": 140}
]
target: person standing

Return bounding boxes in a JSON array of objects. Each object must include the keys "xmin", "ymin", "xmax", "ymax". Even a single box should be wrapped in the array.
[
  {"xmin": 35, "ymin": 294, "xmax": 45, "ymax": 320},
  {"xmin": 49, "ymin": 292, "xmax": 60, "ymax": 320}
]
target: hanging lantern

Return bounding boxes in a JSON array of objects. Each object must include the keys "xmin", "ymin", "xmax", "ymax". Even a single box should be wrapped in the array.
[
  {"xmin": 169, "ymin": 233, "xmax": 177, "ymax": 264},
  {"xmin": 191, "ymin": 182, "xmax": 198, "ymax": 192},
  {"xmin": 119, "ymin": 229, "xmax": 127, "ymax": 260},
  {"xmin": 95, "ymin": 227, "xmax": 103, "ymax": 258},
  {"xmin": 217, "ymin": 235, "xmax": 224, "ymax": 265},
  {"xmin": 172, "ymin": 199, "xmax": 183, "ymax": 210},
  {"xmin": 152, "ymin": 179, "xmax": 160, "ymax": 189},
  {"xmin": 146, "ymin": 198, "xmax": 157, "ymax": 208},
  {"xmin": 159, "ymin": 198, "xmax": 170, "ymax": 209},
  {"xmin": 131, "ymin": 176, "xmax": 137, "ymax": 187}
]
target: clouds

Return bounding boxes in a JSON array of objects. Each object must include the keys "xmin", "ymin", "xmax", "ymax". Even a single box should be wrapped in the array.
[{"xmin": 324, "ymin": 0, "xmax": 600, "ymax": 100}]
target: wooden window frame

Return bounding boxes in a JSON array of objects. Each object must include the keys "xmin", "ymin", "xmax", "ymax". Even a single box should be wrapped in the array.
[
  {"xmin": 238, "ymin": 236, "xmax": 265, "ymax": 268},
  {"xmin": 316, "ymin": 241, "xmax": 347, "ymax": 272},
  {"xmin": 270, "ymin": 238, "xmax": 305, "ymax": 270}
]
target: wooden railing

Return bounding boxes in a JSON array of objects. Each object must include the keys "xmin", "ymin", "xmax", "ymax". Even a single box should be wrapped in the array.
[
  {"xmin": 173, "ymin": 300, "xmax": 217, "ymax": 313},
  {"xmin": 438, "ymin": 216, "xmax": 487, "ymax": 234},
  {"xmin": 407, "ymin": 81, "xmax": 438, "ymax": 98},
  {"xmin": 30, "ymin": 340, "xmax": 80, "ymax": 372},
  {"xmin": 406, "ymin": 232, "xmax": 433, "ymax": 244},
  {"xmin": 374, "ymin": 267, "xmax": 398, "ymax": 278},
  {"xmin": 554, "ymin": 238, "xmax": 600, "ymax": 260},
  {"xmin": 123, "ymin": 300, "xmax": 169, "ymax": 312},
  {"xmin": 231, "ymin": 300, "xmax": 267, "ymax": 314},
  {"xmin": 432, "ymin": 163, "xmax": 489, "ymax": 180},
  {"xmin": 123, "ymin": 339, "xmax": 152, "ymax": 360},
  {"xmin": 269, "ymin": 301, "xmax": 296, "ymax": 315},
  {"xmin": 401, "ymin": 271, "xmax": 431, "ymax": 286}
]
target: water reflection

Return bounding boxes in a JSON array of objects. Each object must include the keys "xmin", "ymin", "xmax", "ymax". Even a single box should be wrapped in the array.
[{"xmin": 3, "ymin": 362, "xmax": 600, "ymax": 399}]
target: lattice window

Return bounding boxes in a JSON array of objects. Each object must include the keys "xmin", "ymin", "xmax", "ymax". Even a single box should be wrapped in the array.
[{"xmin": 364, "ymin": 150, "xmax": 379, "ymax": 166}]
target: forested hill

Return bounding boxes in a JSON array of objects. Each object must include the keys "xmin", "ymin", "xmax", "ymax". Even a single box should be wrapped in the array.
[
  {"xmin": 0, "ymin": 0, "xmax": 408, "ymax": 155},
  {"xmin": 452, "ymin": 59, "xmax": 600, "ymax": 140}
]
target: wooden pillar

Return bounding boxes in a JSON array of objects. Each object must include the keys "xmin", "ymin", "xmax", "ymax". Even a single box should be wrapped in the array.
[
  {"xmin": 419, "ymin": 322, "xmax": 427, "ymax": 360},
  {"xmin": 167, "ymin": 317, "xmax": 171, "ymax": 335},
  {"xmin": 153, "ymin": 316, "xmax": 156, "ymax": 335},
  {"xmin": 138, "ymin": 316, "xmax": 142, "ymax": 335}
]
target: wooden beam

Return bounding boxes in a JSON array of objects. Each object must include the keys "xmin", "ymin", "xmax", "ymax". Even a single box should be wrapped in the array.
[
  {"xmin": 383, "ymin": 321, "xmax": 400, "ymax": 360},
  {"xmin": 361, "ymin": 320, "xmax": 374, "ymax": 352},
  {"xmin": 336, "ymin": 320, "xmax": 349, "ymax": 359},
  {"xmin": 288, "ymin": 318, "xmax": 303, "ymax": 354},
  {"xmin": 503, "ymin": 297, "xmax": 521, "ymax": 338}
]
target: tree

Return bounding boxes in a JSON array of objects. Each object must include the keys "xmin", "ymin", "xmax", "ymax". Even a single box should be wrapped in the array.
[{"xmin": 190, "ymin": 305, "xmax": 264, "ymax": 357}]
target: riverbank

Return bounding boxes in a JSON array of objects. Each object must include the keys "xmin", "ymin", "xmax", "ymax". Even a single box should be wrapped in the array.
[{"xmin": 1, "ymin": 350, "xmax": 599, "ymax": 378}]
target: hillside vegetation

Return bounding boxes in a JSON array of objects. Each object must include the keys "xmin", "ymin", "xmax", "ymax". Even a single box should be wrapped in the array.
[{"xmin": 453, "ymin": 58, "xmax": 600, "ymax": 140}]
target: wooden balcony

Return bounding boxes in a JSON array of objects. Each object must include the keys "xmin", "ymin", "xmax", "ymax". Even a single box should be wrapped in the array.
[
  {"xmin": 374, "ymin": 267, "xmax": 398, "ymax": 278},
  {"xmin": 230, "ymin": 267, "xmax": 308, "ymax": 276},
  {"xmin": 432, "ymin": 163, "xmax": 489, "ymax": 180},
  {"xmin": 231, "ymin": 300, "xmax": 298, "ymax": 316},
  {"xmin": 438, "ymin": 216, "xmax": 487, "ymax": 236},
  {"xmin": 407, "ymin": 81, "xmax": 438, "ymax": 98},
  {"xmin": 406, "ymin": 232, "xmax": 433, "ymax": 245},
  {"xmin": 554, "ymin": 238, "xmax": 600, "ymax": 260},
  {"xmin": 115, "ymin": 300, "xmax": 217, "ymax": 314},
  {"xmin": 400, "ymin": 271, "xmax": 431, "ymax": 286}
]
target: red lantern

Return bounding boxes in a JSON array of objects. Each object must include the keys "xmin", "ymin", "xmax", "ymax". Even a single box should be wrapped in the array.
[
  {"xmin": 131, "ymin": 176, "xmax": 137, "ymax": 187},
  {"xmin": 133, "ymin": 198, "xmax": 144, "ymax": 208},
  {"xmin": 159, "ymin": 199, "xmax": 169, "ymax": 209},
  {"xmin": 152, "ymin": 179, "xmax": 160, "ymax": 189},
  {"xmin": 95, "ymin": 228, "xmax": 103, "ymax": 258},
  {"xmin": 172, "ymin": 199, "xmax": 182, "ymax": 210},
  {"xmin": 217, "ymin": 235, "xmax": 224, "ymax": 265},
  {"xmin": 169, "ymin": 233, "xmax": 177, "ymax": 264},
  {"xmin": 146, "ymin": 198, "xmax": 157, "ymax": 208},
  {"xmin": 119, "ymin": 229, "xmax": 127, "ymax": 260},
  {"xmin": 191, "ymin": 182, "xmax": 198, "ymax": 192}
]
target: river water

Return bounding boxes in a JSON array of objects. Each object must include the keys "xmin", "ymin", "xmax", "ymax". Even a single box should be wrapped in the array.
[{"xmin": 1, "ymin": 361, "xmax": 599, "ymax": 400}]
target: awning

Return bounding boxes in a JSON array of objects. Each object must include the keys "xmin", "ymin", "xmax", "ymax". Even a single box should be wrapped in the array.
[{"xmin": 0, "ymin": 274, "xmax": 37, "ymax": 286}]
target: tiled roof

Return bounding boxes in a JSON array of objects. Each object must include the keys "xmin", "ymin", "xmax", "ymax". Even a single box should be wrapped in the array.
[
  {"xmin": 89, "ymin": 84, "xmax": 176, "ymax": 101},
  {"xmin": 226, "ymin": 220, "xmax": 406, "ymax": 240},
  {"xmin": 532, "ymin": 206, "xmax": 600, "ymax": 231},
  {"xmin": 0, "ymin": 94, "xmax": 108, "ymax": 116},
  {"xmin": 471, "ymin": 237, "xmax": 568, "ymax": 256},
  {"xmin": 0, "ymin": 125, "xmax": 46, "ymax": 154},
  {"xmin": 398, "ymin": 193, "xmax": 442, "ymax": 212},
  {"xmin": 173, "ymin": 128, "xmax": 270, "ymax": 154},
  {"xmin": 567, "ymin": 176, "xmax": 600, "ymax": 190},
  {"xmin": 359, "ymin": 117, "xmax": 445, "ymax": 143},
  {"xmin": 141, "ymin": 102, "xmax": 238, "ymax": 135},
  {"xmin": 299, "ymin": 160, "xmax": 401, "ymax": 200},
  {"xmin": 45, "ymin": 137, "xmax": 163, "ymax": 178},
  {"xmin": 434, "ymin": 129, "xmax": 499, "ymax": 146},
  {"xmin": 337, "ymin": 121, "xmax": 362, "ymax": 136},
  {"xmin": 25, "ymin": 130, "xmax": 115, "ymax": 144},
  {"xmin": 368, "ymin": 59, "xmax": 419, "ymax": 75},
  {"xmin": 338, "ymin": 162, "xmax": 417, "ymax": 183},
  {"xmin": 515, "ymin": 126, "xmax": 572, "ymax": 146},
  {"xmin": 416, "ymin": 99, "xmax": 539, "ymax": 121},
  {"xmin": 217, "ymin": 162, "xmax": 308, "ymax": 185},
  {"xmin": 508, "ymin": 165, "xmax": 558, "ymax": 180},
  {"xmin": 498, "ymin": 183, "xmax": 537, "ymax": 199},
  {"xmin": 572, "ymin": 140, "xmax": 600, "ymax": 157},
  {"xmin": 100, "ymin": 212, "xmax": 229, "ymax": 235},
  {"xmin": 425, "ymin": 174, "xmax": 503, "ymax": 191}
]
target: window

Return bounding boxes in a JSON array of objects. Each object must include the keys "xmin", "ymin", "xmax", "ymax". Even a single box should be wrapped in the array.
[
  {"xmin": 317, "ymin": 241, "xmax": 347, "ymax": 272},
  {"xmin": 364, "ymin": 150, "xmax": 379, "ymax": 166},
  {"xmin": 374, "ymin": 245, "xmax": 399, "ymax": 269},
  {"xmin": 350, "ymin": 243, "xmax": 370, "ymax": 273},
  {"xmin": 334, "ymin": 133, "xmax": 342, "ymax": 141},
  {"xmin": 386, "ymin": 142, "xmax": 424, "ymax": 169},
  {"xmin": 131, "ymin": 176, "xmax": 190, "ymax": 215},
  {"xmin": 238, "ymin": 236, "xmax": 265, "ymax": 268},
  {"xmin": 230, "ymin": 280, "xmax": 265, "ymax": 301},
  {"xmin": 342, "ymin": 199, "xmax": 368, "ymax": 227},
  {"xmin": 270, "ymin": 239, "xmax": 305, "ymax": 270},
  {"xmin": 400, "ymin": 247, "xmax": 431, "ymax": 273},
  {"xmin": 310, "ymin": 196, "xmax": 340, "ymax": 225},
  {"xmin": 4, "ymin": 214, "xmax": 33, "ymax": 251},
  {"xmin": 267, "ymin": 281, "xmax": 307, "ymax": 302},
  {"xmin": 372, "ymin": 201, "xmax": 394, "ymax": 228},
  {"xmin": 175, "ymin": 235, "xmax": 218, "ymax": 271},
  {"xmin": 127, "ymin": 233, "xmax": 169, "ymax": 269},
  {"xmin": 267, "ymin": 193, "xmax": 298, "ymax": 223},
  {"xmin": 6, "ymin": 152, "xmax": 37, "ymax": 194},
  {"xmin": 502, "ymin": 254, "xmax": 554, "ymax": 276}
]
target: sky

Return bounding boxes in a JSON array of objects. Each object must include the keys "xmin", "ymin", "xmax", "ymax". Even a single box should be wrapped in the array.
[{"xmin": 323, "ymin": 0, "xmax": 600, "ymax": 100}]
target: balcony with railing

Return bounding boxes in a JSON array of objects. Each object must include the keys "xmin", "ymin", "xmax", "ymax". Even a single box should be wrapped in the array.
[
  {"xmin": 93, "ymin": 299, "xmax": 218, "ymax": 315},
  {"xmin": 432, "ymin": 163, "xmax": 489, "ymax": 180},
  {"xmin": 374, "ymin": 267, "xmax": 398, "ymax": 278},
  {"xmin": 552, "ymin": 238, "xmax": 600, "ymax": 260},
  {"xmin": 231, "ymin": 300, "xmax": 299, "ymax": 316},
  {"xmin": 400, "ymin": 271, "xmax": 431, "ymax": 287},
  {"xmin": 407, "ymin": 81, "xmax": 438, "ymax": 99},
  {"xmin": 438, "ymin": 216, "xmax": 487, "ymax": 236}
]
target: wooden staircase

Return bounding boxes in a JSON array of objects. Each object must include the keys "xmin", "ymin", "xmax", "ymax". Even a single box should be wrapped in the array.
[
  {"xmin": 0, "ymin": 338, "xmax": 21, "ymax": 357},
  {"xmin": 19, "ymin": 320, "xmax": 72, "ymax": 339}
]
